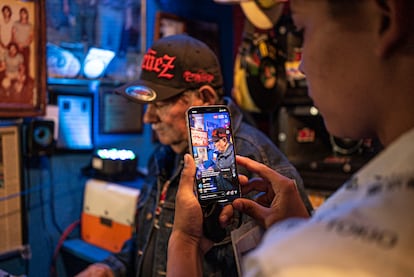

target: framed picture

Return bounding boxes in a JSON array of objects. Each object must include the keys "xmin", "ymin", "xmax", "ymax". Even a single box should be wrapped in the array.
[
  {"xmin": 55, "ymin": 93, "xmax": 94, "ymax": 151},
  {"xmin": 47, "ymin": 86, "xmax": 95, "ymax": 152},
  {"xmin": 100, "ymin": 90, "xmax": 143, "ymax": 134},
  {"xmin": 186, "ymin": 18, "xmax": 220, "ymax": 58},
  {"xmin": 153, "ymin": 12, "xmax": 220, "ymax": 59},
  {"xmin": 154, "ymin": 12, "xmax": 186, "ymax": 41},
  {"xmin": 0, "ymin": 1, "xmax": 47, "ymax": 117}
]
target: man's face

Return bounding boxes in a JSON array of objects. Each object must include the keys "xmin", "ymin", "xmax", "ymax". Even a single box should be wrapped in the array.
[
  {"xmin": 2, "ymin": 8, "xmax": 11, "ymax": 18},
  {"xmin": 143, "ymin": 92, "xmax": 204, "ymax": 154},
  {"xmin": 214, "ymin": 137, "xmax": 228, "ymax": 153},
  {"xmin": 290, "ymin": 0, "xmax": 379, "ymax": 140},
  {"xmin": 9, "ymin": 45, "xmax": 17, "ymax": 56}
]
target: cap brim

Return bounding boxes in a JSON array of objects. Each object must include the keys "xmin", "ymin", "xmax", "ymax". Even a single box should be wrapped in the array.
[
  {"xmin": 240, "ymin": 1, "xmax": 285, "ymax": 30},
  {"xmin": 115, "ymin": 79, "xmax": 184, "ymax": 104}
]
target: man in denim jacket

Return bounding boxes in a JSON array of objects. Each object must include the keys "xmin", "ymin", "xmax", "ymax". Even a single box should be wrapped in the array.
[{"xmin": 76, "ymin": 34, "xmax": 311, "ymax": 277}]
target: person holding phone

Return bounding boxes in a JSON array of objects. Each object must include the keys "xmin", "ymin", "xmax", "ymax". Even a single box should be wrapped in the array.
[
  {"xmin": 168, "ymin": 0, "xmax": 414, "ymax": 276},
  {"xmin": 76, "ymin": 34, "xmax": 311, "ymax": 277}
]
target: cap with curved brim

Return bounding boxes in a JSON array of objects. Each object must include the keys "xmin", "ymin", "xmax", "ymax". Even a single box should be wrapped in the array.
[
  {"xmin": 114, "ymin": 80, "xmax": 185, "ymax": 104},
  {"xmin": 114, "ymin": 34, "xmax": 223, "ymax": 104}
]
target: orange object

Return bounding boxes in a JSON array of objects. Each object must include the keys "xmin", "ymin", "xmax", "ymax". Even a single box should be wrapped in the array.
[{"xmin": 81, "ymin": 179, "xmax": 140, "ymax": 252}]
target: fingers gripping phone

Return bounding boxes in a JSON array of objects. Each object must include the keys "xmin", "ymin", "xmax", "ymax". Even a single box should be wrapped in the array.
[{"xmin": 186, "ymin": 105, "xmax": 241, "ymax": 242}]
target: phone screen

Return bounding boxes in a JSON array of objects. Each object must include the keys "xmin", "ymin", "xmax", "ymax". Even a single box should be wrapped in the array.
[{"xmin": 186, "ymin": 105, "xmax": 240, "ymax": 206}]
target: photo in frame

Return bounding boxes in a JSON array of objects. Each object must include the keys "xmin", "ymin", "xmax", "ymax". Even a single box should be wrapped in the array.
[
  {"xmin": 153, "ymin": 11, "xmax": 220, "ymax": 59},
  {"xmin": 0, "ymin": 1, "xmax": 47, "ymax": 117},
  {"xmin": 153, "ymin": 12, "xmax": 187, "ymax": 41},
  {"xmin": 100, "ymin": 90, "xmax": 143, "ymax": 134}
]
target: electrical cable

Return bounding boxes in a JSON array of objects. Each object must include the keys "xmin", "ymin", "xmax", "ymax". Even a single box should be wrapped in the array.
[
  {"xmin": 22, "ymin": 158, "xmax": 32, "ymax": 276},
  {"xmin": 38, "ymin": 159, "xmax": 54, "ymax": 255},
  {"xmin": 50, "ymin": 219, "xmax": 80, "ymax": 277},
  {"xmin": 47, "ymin": 156, "xmax": 64, "ymax": 235}
]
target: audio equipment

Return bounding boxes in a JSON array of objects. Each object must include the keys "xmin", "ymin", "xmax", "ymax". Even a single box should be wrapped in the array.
[{"xmin": 26, "ymin": 120, "xmax": 55, "ymax": 156}]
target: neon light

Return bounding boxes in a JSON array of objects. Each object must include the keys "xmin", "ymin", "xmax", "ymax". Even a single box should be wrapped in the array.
[{"xmin": 97, "ymin": 148, "xmax": 136, "ymax": 160}]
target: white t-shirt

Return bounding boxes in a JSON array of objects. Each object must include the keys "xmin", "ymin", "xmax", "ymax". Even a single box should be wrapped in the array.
[
  {"xmin": 243, "ymin": 128, "xmax": 414, "ymax": 277},
  {"xmin": 0, "ymin": 18, "xmax": 13, "ymax": 47},
  {"xmin": 12, "ymin": 21, "xmax": 32, "ymax": 47}
]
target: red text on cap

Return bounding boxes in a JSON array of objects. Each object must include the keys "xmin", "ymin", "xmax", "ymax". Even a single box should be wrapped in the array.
[
  {"xmin": 141, "ymin": 49, "xmax": 175, "ymax": 79},
  {"xmin": 183, "ymin": 70, "xmax": 214, "ymax": 84}
]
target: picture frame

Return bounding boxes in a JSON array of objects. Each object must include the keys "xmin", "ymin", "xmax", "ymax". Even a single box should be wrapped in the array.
[
  {"xmin": 0, "ymin": 1, "xmax": 47, "ymax": 118},
  {"xmin": 154, "ymin": 12, "xmax": 187, "ymax": 41},
  {"xmin": 100, "ymin": 89, "xmax": 143, "ymax": 134},
  {"xmin": 55, "ymin": 93, "xmax": 94, "ymax": 151},
  {"xmin": 153, "ymin": 12, "xmax": 220, "ymax": 58}
]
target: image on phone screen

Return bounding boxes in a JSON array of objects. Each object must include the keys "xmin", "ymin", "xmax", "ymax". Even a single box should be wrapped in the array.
[{"xmin": 187, "ymin": 105, "xmax": 240, "ymax": 205}]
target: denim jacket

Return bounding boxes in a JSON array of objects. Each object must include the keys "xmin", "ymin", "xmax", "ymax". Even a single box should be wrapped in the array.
[{"xmin": 103, "ymin": 98, "xmax": 310, "ymax": 277}]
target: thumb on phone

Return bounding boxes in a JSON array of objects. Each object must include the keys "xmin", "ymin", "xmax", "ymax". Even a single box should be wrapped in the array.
[
  {"xmin": 174, "ymin": 154, "xmax": 203, "ymax": 238},
  {"xmin": 178, "ymin": 154, "xmax": 196, "ymax": 196}
]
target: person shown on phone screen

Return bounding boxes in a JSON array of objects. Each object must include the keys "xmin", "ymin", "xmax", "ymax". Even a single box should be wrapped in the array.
[
  {"xmin": 210, "ymin": 127, "xmax": 236, "ymax": 191},
  {"xmin": 76, "ymin": 34, "xmax": 312, "ymax": 277},
  {"xmin": 167, "ymin": 1, "xmax": 414, "ymax": 277}
]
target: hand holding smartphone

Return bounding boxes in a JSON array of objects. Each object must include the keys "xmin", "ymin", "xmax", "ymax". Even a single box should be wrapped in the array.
[{"xmin": 186, "ymin": 105, "xmax": 241, "ymax": 242}]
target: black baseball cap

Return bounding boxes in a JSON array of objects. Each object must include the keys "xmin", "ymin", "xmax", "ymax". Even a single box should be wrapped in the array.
[
  {"xmin": 115, "ymin": 34, "xmax": 223, "ymax": 103},
  {"xmin": 211, "ymin": 127, "xmax": 228, "ymax": 142}
]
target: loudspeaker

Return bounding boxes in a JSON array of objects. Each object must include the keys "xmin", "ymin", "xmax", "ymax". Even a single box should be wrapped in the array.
[{"xmin": 26, "ymin": 120, "xmax": 55, "ymax": 156}]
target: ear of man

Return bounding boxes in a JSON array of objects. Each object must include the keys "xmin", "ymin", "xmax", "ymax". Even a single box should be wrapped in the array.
[
  {"xmin": 198, "ymin": 85, "xmax": 219, "ymax": 105},
  {"xmin": 376, "ymin": 0, "xmax": 414, "ymax": 57}
]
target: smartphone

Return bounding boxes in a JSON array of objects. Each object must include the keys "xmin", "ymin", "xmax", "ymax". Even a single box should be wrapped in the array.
[{"xmin": 186, "ymin": 105, "xmax": 241, "ymax": 207}]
